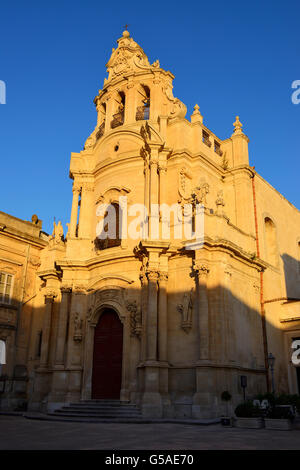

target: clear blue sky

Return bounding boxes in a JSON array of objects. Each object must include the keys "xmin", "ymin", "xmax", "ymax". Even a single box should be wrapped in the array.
[{"xmin": 0, "ymin": 0, "xmax": 299, "ymax": 234}]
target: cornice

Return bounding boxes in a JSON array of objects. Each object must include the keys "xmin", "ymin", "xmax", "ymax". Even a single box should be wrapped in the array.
[{"xmin": 199, "ymin": 237, "xmax": 267, "ymax": 271}]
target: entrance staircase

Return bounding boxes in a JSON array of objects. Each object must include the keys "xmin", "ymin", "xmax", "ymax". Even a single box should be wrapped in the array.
[{"xmin": 47, "ymin": 399, "xmax": 144, "ymax": 423}]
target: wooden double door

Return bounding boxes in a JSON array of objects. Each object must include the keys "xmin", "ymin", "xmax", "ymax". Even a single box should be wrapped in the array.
[{"xmin": 91, "ymin": 309, "xmax": 123, "ymax": 399}]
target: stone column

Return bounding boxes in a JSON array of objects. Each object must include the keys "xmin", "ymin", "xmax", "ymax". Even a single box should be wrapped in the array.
[
  {"xmin": 192, "ymin": 261, "xmax": 214, "ymax": 419},
  {"xmin": 141, "ymin": 148, "xmax": 150, "ymax": 239},
  {"xmin": 142, "ymin": 266, "xmax": 163, "ymax": 418},
  {"xmin": 40, "ymin": 292, "xmax": 56, "ymax": 368},
  {"xmin": 158, "ymin": 162, "xmax": 167, "ymax": 240},
  {"xmin": 140, "ymin": 270, "xmax": 148, "ymax": 362},
  {"xmin": 125, "ymin": 80, "xmax": 136, "ymax": 124},
  {"xmin": 149, "ymin": 149, "xmax": 159, "ymax": 240},
  {"xmin": 104, "ymin": 94, "xmax": 114, "ymax": 134},
  {"xmin": 146, "ymin": 270, "xmax": 159, "ymax": 361},
  {"xmin": 78, "ymin": 182, "xmax": 94, "ymax": 239},
  {"xmin": 69, "ymin": 183, "xmax": 81, "ymax": 238},
  {"xmin": 54, "ymin": 287, "xmax": 71, "ymax": 366},
  {"xmin": 194, "ymin": 263, "xmax": 210, "ymax": 360},
  {"xmin": 157, "ymin": 271, "xmax": 172, "ymax": 417},
  {"xmin": 158, "ymin": 272, "xmax": 168, "ymax": 362},
  {"xmin": 150, "ymin": 77, "xmax": 161, "ymax": 122}
]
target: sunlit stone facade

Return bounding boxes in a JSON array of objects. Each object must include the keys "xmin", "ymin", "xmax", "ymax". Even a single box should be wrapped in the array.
[{"xmin": 1, "ymin": 31, "xmax": 300, "ymax": 418}]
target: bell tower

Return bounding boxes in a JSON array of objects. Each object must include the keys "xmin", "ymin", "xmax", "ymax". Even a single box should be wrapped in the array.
[{"xmin": 67, "ymin": 30, "xmax": 187, "ymax": 258}]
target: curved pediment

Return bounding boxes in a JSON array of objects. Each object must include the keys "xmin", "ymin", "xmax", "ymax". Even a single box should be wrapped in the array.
[
  {"xmin": 87, "ymin": 274, "xmax": 134, "ymax": 291},
  {"xmin": 104, "ymin": 31, "xmax": 161, "ymax": 85}
]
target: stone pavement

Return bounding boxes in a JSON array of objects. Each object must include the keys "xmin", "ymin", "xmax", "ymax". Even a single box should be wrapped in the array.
[{"xmin": 0, "ymin": 416, "xmax": 300, "ymax": 450}]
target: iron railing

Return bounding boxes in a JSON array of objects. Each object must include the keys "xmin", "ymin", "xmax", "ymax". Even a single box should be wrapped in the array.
[
  {"xmin": 111, "ymin": 111, "xmax": 124, "ymax": 129},
  {"xmin": 96, "ymin": 122, "xmax": 105, "ymax": 140},
  {"xmin": 136, "ymin": 105, "xmax": 150, "ymax": 121}
]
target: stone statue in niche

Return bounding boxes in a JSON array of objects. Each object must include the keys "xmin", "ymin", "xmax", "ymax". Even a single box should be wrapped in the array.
[
  {"xmin": 73, "ymin": 312, "xmax": 83, "ymax": 342},
  {"xmin": 126, "ymin": 300, "xmax": 142, "ymax": 338},
  {"xmin": 215, "ymin": 190, "xmax": 225, "ymax": 215},
  {"xmin": 176, "ymin": 288, "xmax": 194, "ymax": 333}
]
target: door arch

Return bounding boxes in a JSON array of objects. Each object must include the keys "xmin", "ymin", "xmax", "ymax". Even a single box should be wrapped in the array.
[{"xmin": 91, "ymin": 309, "xmax": 123, "ymax": 399}]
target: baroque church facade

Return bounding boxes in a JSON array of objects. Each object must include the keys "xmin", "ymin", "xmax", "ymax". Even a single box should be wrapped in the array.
[{"xmin": 0, "ymin": 30, "xmax": 300, "ymax": 418}]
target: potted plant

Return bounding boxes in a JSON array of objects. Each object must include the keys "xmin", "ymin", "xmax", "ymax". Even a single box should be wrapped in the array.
[
  {"xmin": 265, "ymin": 402, "xmax": 295, "ymax": 430},
  {"xmin": 234, "ymin": 400, "xmax": 264, "ymax": 429},
  {"xmin": 220, "ymin": 391, "xmax": 232, "ymax": 426}
]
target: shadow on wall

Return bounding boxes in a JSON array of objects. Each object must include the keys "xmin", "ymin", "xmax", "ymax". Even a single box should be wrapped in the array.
[
  {"xmin": 281, "ymin": 253, "xmax": 300, "ymax": 300},
  {"xmin": 0, "ymin": 274, "xmax": 298, "ymax": 416}
]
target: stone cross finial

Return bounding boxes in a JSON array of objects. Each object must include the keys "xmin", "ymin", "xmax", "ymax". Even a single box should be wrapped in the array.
[{"xmin": 233, "ymin": 116, "xmax": 243, "ymax": 135}]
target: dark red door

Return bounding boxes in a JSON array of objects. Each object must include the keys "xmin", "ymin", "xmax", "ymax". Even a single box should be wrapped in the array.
[{"xmin": 92, "ymin": 309, "xmax": 123, "ymax": 399}]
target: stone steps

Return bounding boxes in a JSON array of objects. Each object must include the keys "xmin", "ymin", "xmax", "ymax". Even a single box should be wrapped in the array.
[{"xmin": 49, "ymin": 399, "xmax": 143, "ymax": 421}]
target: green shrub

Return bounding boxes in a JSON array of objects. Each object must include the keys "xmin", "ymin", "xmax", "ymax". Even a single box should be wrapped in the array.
[
  {"xmin": 266, "ymin": 406, "xmax": 294, "ymax": 421},
  {"xmin": 253, "ymin": 392, "xmax": 275, "ymax": 406},
  {"xmin": 275, "ymin": 394, "xmax": 300, "ymax": 413},
  {"xmin": 235, "ymin": 401, "xmax": 261, "ymax": 418}
]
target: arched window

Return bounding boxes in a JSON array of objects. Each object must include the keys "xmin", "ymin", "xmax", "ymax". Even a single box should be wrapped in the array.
[
  {"xmin": 264, "ymin": 217, "xmax": 278, "ymax": 266},
  {"xmin": 95, "ymin": 202, "xmax": 122, "ymax": 250},
  {"xmin": 111, "ymin": 92, "xmax": 125, "ymax": 128},
  {"xmin": 136, "ymin": 85, "xmax": 150, "ymax": 121}
]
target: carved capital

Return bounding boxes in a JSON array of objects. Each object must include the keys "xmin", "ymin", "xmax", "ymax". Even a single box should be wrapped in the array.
[
  {"xmin": 158, "ymin": 272, "xmax": 168, "ymax": 284},
  {"xmin": 158, "ymin": 163, "xmax": 167, "ymax": 174},
  {"xmin": 193, "ymin": 263, "xmax": 209, "ymax": 276},
  {"xmin": 44, "ymin": 290, "xmax": 57, "ymax": 303},
  {"xmin": 149, "ymin": 157, "xmax": 159, "ymax": 167},
  {"xmin": 60, "ymin": 286, "xmax": 72, "ymax": 294},
  {"xmin": 82, "ymin": 182, "xmax": 94, "ymax": 192},
  {"xmin": 73, "ymin": 285, "xmax": 86, "ymax": 295},
  {"xmin": 72, "ymin": 183, "xmax": 81, "ymax": 194},
  {"xmin": 147, "ymin": 270, "xmax": 159, "ymax": 282}
]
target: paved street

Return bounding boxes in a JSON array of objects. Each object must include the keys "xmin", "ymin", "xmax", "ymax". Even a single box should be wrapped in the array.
[{"xmin": 0, "ymin": 416, "xmax": 299, "ymax": 450}]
